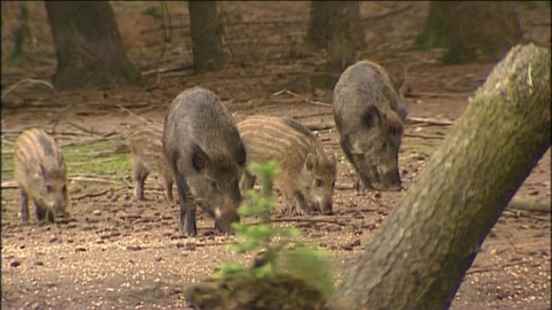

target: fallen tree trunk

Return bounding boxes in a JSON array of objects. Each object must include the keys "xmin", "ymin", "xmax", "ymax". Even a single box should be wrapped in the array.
[{"xmin": 337, "ymin": 44, "xmax": 550, "ymax": 309}]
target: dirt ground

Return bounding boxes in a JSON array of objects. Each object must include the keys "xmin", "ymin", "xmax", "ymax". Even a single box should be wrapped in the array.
[{"xmin": 1, "ymin": 2, "xmax": 550, "ymax": 309}]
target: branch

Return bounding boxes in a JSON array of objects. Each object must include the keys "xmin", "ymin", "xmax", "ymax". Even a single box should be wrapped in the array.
[
  {"xmin": 1, "ymin": 78, "xmax": 54, "ymax": 102},
  {"xmin": 406, "ymin": 116, "xmax": 454, "ymax": 126}
]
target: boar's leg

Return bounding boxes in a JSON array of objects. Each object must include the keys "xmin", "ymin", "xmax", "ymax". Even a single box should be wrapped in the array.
[
  {"xmin": 33, "ymin": 201, "xmax": 47, "ymax": 224},
  {"xmin": 164, "ymin": 176, "xmax": 174, "ymax": 202},
  {"xmin": 46, "ymin": 209, "xmax": 55, "ymax": 223},
  {"xmin": 175, "ymin": 174, "xmax": 197, "ymax": 236},
  {"xmin": 133, "ymin": 161, "xmax": 149, "ymax": 201},
  {"xmin": 20, "ymin": 190, "xmax": 29, "ymax": 224},
  {"xmin": 354, "ymin": 178, "xmax": 368, "ymax": 193}
]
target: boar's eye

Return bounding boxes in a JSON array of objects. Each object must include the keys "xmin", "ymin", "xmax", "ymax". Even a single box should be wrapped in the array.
[
  {"xmin": 236, "ymin": 144, "xmax": 247, "ymax": 167},
  {"xmin": 362, "ymin": 112, "xmax": 374, "ymax": 128},
  {"xmin": 315, "ymin": 179, "xmax": 323, "ymax": 187},
  {"xmin": 362, "ymin": 106, "xmax": 380, "ymax": 128}
]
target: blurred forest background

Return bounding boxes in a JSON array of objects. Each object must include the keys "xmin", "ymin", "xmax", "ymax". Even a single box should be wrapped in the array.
[{"xmin": 1, "ymin": 1, "xmax": 551, "ymax": 309}]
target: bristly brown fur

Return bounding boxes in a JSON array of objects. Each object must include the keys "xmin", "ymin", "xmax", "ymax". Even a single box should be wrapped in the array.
[{"xmin": 15, "ymin": 128, "xmax": 68, "ymax": 223}]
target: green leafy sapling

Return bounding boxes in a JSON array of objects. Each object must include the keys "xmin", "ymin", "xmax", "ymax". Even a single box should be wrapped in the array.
[{"xmin": 217, "ymin": 161, "xmax": 335, "ymax": 296}]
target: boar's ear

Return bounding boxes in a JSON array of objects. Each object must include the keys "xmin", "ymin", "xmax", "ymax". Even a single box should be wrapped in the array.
[
  {"xmin": 191, "ymin": 144, "xmax": 209, "ymax": 172},
  {"xmin": 305, "ymin": 153, "xmax": 317, "ymax": 171}
]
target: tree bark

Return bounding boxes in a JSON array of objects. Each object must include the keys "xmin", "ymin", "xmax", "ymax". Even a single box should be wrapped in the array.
[
  {"xmin": 337, "ymin": 44, "xmax": 550, "ymax": 309},
  {"xmin": 416, "ymin": 1, "xmax": 523, "ymax": 64},
  {"xmin": 188, "ymin": 1, "xmax": 225, "ymax": 73},
  {"xmin": 307, "ymin": 2, "xmax": 332, "ymax": 49},
  {"xmin": 45, "ymin": 1, "xmax": 140, "ymax": 90},
  {"xmin": 325, "ymin": 1, "xmax": 361, "ymax": 89}
]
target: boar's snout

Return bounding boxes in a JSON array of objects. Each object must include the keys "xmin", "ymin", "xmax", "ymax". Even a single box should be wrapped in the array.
[
  {"xmin": 375, "ymin": 169, "xmax": 402, "ymax": 192},
  {"xmin": 321, "ymin": 200, "xmax": 333, "ymax": 215},
  {"xmin": 214, "ymin": 196, "xmax": 241, "ymax": 234},
  {"xmin": 214, "ymin": 212, "xmax": 240, "ymax": 234}
]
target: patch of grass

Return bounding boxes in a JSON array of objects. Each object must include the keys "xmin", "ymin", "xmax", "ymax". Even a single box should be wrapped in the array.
[
  {"xmin": 0, "ymin": 139, "xmax": 131, "ymax": 181},
  {"xmin": 62, "ymin": 140, "xmax": 130, "ymax": 178},
  {"xmin": 1, "ymin": 142, "xmax": 15, "ymax": 181}
]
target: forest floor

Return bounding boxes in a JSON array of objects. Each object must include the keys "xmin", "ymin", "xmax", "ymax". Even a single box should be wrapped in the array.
[{"xmin": 1, "ymin": 1, "xmax": 550, "ymax": 309}]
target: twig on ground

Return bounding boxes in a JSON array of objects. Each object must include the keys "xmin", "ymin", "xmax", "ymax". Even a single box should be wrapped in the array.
[
  {"xmin": 503, "ymin": 210, "xmax": 550, "ymax": 222},
  {"xmin": 407, "ymin": 91, "xmax": 471, "ymax": 99},
  {"xmin": 69, "ymin": 176, "xmax": 123, "ymax": 185},
  {"xmin": 1, "ymin": 78, "xmax": 54, "ymax": 102},
  {"xmin": 66, "ymin": 121, "xmax": 115, "ymax": 137},
  {"xmin": 467, "ymin": 260, "xmax": 538, "ymax": 275},
  {"xmin": 404, "ymin": 133, "xmax": 445, "ymax": 140},
  {"xmin": 335, "ymin": 184, "xmax": 355, "ymax": 191},
  {"xmin": 278, "ymin": 89, "xmax": 333, "ymax": 107},
  {"xmin": 61, "ymin": 135, "xmax": 122, "ymax": 148},
  {"xmin": 293, "ymin": 112, "xmax": 333, "ymax": 120},
  {"xmin": 142, "ymin": 64, "xmax": 194, "ymax": 77},
  {"xmin": 75, "ymin": 189, "xmax": 110, "ymax": 201},
  {"xmin": 261, "ymin": 217, "xmax": 347, "ymax": 226},
  {"xmin": 406, "ymin": 116, "xmax": 454, "ymax": 126},
  {"xmin": 306, "ymin": 123, "xmax": 335, "ymax": 131},
  {"xmin": 116, "ymin": 104, "xmax": 156, "ymax": 126},
  {"xmin": 1, "ymin": 180, "xmax": 18, "ymax": 189}
]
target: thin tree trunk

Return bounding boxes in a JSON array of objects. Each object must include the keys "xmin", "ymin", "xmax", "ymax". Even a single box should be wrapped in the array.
[
  {"xmin": 307, "ymin": 1, "xmax": 332, "ymax": 49},
  {"xmin": 188, "ymin": 1, "xmax": 225, "ymax": 73},
  {"xmin": 337, "ymin": 44, "xmax": 550, "ymax": 309},
  {"xmin": 326, "ymin": 1, "xmax": 361, "ymax": 88},
  {"xmin": 416, "ymin": 1, "xmax": 523, "ymax": 64},
  {"xmin": 45, "ymin": 1, "xmax": 140, "ymax": 90}
]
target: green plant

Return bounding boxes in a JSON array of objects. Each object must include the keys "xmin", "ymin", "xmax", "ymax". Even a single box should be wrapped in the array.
[{"xmin": 217, "ymin": 161, "xmax": 335, "ymax": 297}]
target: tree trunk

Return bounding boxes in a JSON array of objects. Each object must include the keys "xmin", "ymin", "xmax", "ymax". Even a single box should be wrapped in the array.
[
  {"xmin": 45, "ymin": 1, "xmax": 140, "ymax": 90},
  {"xmin": 307, "ymin": 2, "xmax": 332, "ymax": 49},
  {"xmin": 416, "ymin": 1, "xmax": 523, "ymax": 64},
  {"xmin": 326, "ymin": 1, "xmax": 361, "ymax": 89},
  {"xmin": 188, "ymin": 1, "xmax": 225, "ymax": 73},
  {"xmin": 337, "ymin": 44, "xmax": 550, "ymax": 309}
]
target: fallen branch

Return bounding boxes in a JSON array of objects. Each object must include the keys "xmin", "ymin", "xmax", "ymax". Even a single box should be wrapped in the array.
[
  {"xmin": 62, "ymin": 135, "xmax": 123, "ymax": 148},
  {"xmin": 467, "ymin": 260, "xmax": 538, "ymax": 275},
  {"xmin": 66, "ymin": 121, "xmax": 115, "ymax": 137},
  {"xmin": 404, "ymin": 133, "xmax": 445, "ymax": 140},
  {"xmin": 262, "ymin": 217, "xmax": 347, "ymax": 227},
  {"xmin": 1, "ymin": 78, "xmax": 54, "ymax": 102},
  {"xmin": 1, "ymin": 180, "xmax": 18, "ymax": 189},
  {"xmin": 293, "ymin": 112, "xmax": 333, "ymax": 120},
  {"xmin": 75, "ymin": 189, "xmax": 110, "ymax": 201},
  {"xmin": 277, "ymin": 89, "xmax": 333, "ymax": 107},
  {"xmin": 335, "ymin": 184, "xmax": 355, "ymax": 191},
  {"xmin": 406, "ymin": 116, "xmax": 454, "ymax": 126},
  {"xmin": 407, "ymin": 91, "xmax": 471, "ymax": 99},
  {"xmin": 142, "ymin": 63, "xmax": 194, "ymax": 77},
  {"xmin": 116, "ymin": 104, "xmax": 156, "ymax": 126},
  {"xmin": 1, "ymin": 128, "xmax": 87, "ymax": 137},
  {"xmin": 69, "ymin": 176, "xmax": 122, "ymax": 185}
]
